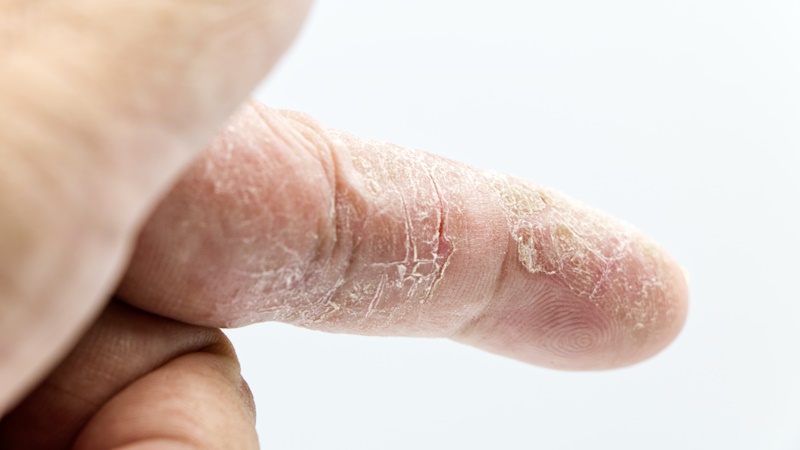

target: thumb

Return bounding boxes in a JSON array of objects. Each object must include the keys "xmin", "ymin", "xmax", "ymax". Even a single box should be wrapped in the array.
[{"xmin": 0, "ymin": 0, "xmax": 311, "ymax": 413}]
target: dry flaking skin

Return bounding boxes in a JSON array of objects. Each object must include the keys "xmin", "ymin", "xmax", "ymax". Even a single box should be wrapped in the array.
[
  {"xmin": 268, "ymin": 126, "xmax": 683, "ymax": 355},
  {"xmin": 289, "ymin": 130, "xmax": 457, "ymax": 334},
  {"xmin": 481, "ymin": 174, "xmax": 681, "ymax": 352},
  {"xmin": 497, "ymin": 177, "xmax": 669, "ymax": 311},
  {"xmin": 119, "ymin": 105, "xmax": 687, "ymax": 369}
]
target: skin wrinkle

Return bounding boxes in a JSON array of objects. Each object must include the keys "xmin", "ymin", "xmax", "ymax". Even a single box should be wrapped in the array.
[
  {"xmin": 308, "ymin": 132, "xmax": 398, "ymax": 328},
  {"xmin": 209, "ymin": 113, "xmax": 360, "ymax": 328},
  {"xmin": 310, "ymin": 131, "xmax": 453, "ymax": 332},
  {"xmin": 264, "ymin": 111, "xmax": 351, "ymax": 325},
  {"xmin": 301, "ymin": 125, "xmax": 365, "ymax": 327},
  {"xmin": 196, "ymin": 108, "xmax": 341, "ymax": 326}
]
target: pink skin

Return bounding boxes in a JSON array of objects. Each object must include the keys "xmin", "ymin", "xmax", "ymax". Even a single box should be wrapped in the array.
[{"xmin": 119, "ymin": 101, "xmax": 688, "ymax": 370}]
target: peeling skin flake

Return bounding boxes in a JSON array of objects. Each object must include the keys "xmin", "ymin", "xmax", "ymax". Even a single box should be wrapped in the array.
[
  {"xmin": 257, "ymin": 128, "xmax": 679, "ymax": 344},
  {"xmin": 118, "ymin": 104, "xmax": 686, "ymax": 367},
  {"xmin": 303, "ymin": 132, "xmax": 456, "ymax": 333},
  {"xmin": 483, "ymin": 172, "xmax": 676, "ymax": 343}
]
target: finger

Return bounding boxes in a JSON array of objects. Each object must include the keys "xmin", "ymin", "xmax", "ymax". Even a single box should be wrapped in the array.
[
  {"xmin": 0, "ymin": 0, "xmax": 311, "ymax": 411},
  {"xmin": 73, "ymin": 350, "xmax": 257, "ymax": 450},
  {"xmin": 0, "ymin": 302, "xmax": 255, "ymax": 449},
  {"xmin": 119, "ymin": 101, "xmax": 689, "ymax": 370}
]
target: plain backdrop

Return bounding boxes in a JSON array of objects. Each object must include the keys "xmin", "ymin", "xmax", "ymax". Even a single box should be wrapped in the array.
[{"xmin": 224, "ymin": 1, "xmax": 800, "ymax": 448}]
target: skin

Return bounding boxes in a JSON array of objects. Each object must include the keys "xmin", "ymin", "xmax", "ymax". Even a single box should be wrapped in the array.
[{"xmin": 0, "ymin": 1, "xmax": 688, "ymax": 448}]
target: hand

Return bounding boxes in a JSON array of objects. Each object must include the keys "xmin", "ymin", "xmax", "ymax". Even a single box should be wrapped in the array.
[{"xmin": 0, "ymin": 1, "xmax": 688, "ymax": 448}]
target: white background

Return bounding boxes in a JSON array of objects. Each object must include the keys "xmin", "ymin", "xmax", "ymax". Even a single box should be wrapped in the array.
[{"xmin": 225, "ymin": 1, "xmax": 800, "ymax": 448}]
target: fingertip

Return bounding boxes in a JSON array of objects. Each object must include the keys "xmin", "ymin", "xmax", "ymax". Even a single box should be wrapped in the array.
[{"xmin": 455, "ymin": 229, "xmax": 690, "ymax": 371}]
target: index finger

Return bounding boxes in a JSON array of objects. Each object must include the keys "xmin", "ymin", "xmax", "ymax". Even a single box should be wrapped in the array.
[{"xmin": 119, "ymin": 102, "xmax": 688, "ymax": 370}]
